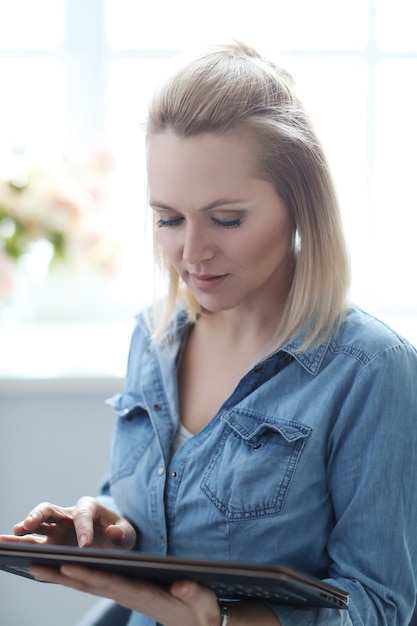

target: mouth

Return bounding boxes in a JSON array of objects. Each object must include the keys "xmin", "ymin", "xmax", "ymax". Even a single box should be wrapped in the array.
[{"xmin": 189, "ymin": 273, "xmax": 228, "ymax": 290}]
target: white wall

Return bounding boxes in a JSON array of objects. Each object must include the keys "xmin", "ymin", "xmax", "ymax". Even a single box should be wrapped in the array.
[{"xmin": 0, "ymin": 377, "xmax": 121, "ymax": 626}]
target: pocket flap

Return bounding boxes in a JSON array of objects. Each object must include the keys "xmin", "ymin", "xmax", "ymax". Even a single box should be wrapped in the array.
[{"xmin": 222, "ymin": 409, "xmax": 312, "ymax": 443}]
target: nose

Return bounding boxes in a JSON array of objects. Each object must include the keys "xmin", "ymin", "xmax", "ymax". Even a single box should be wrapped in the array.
[{"xmin": 182, "ymin": 222, "xmax": 215, "ymax": 265}]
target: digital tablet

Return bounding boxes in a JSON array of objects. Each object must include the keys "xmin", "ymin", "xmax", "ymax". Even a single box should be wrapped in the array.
[{"xmin": 0, "ymin": 542, "xmax": 349, "ymax": 609}]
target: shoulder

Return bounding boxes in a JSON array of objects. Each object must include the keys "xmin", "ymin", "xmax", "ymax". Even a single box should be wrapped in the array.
[
  {"xmin": 284, "ymin": 305, "xmax": 417, "ymax": 376},
  {"xmin": 329, "ymin": 305, "xmax": 416, "ymax": 365},
  {"xmin": 321, "ymin": 305, "xmax": 417, "ymax": 389}
]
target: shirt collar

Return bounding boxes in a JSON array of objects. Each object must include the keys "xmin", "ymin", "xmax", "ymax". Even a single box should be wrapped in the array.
[
  {"xmin": 281, "ymin": 333, "xmax": 331, "ymax": 375},
  {"xmin": 161, "ymin": 307, "xmax": 332, "ymax": 376}
]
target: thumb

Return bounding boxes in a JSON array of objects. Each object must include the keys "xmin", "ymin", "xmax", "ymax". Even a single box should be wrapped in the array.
[
  {"xmin": 106, "ymin": 520, "xmax": 136, "ymax": 549},
  {"xmin": 170, "ymin": 580, "xmax": 220, "ymax": 620},
  {"xmin": 170, "ymin": 580, "xmax": 197, "ymax": 601}
]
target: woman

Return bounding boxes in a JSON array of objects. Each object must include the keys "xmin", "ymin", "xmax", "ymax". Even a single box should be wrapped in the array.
[{"xmin": 2, "ymin": 42, "xmax": 417, "ymax": 626}]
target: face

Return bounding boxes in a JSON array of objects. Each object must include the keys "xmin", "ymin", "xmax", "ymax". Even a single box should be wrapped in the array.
[{"xmin": 147, "ymin": 130, "xmax": 295, "ymax": 316}]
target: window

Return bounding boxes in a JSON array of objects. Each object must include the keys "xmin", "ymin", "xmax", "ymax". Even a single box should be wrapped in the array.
[{"xmin": 1, "ymin": 0, "xmax": 416, "ymax": 376}]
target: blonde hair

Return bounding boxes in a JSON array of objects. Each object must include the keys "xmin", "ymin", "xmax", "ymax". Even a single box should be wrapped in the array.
[{"xmin": 146, "ymin": 41, "xmax": 350, "ymax": 352}]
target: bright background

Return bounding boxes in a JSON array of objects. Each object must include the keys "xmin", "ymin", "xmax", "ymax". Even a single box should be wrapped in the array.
[
  {"xmin": 0, "ymin": 2, "xmax": 416, "ymax": 625},
  {"xmin": 1, "ymin": 0, "xmax": 417, "ymax": 379}
]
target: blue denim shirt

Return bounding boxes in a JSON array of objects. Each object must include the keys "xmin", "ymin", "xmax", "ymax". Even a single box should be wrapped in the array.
[{"xmin": 101, "ymin": 305, "xmax": 417, "ymax": 626}]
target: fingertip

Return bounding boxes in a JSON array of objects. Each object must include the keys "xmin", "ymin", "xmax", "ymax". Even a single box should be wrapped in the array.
[
  {"xmin": 61, "ymin": 564, "xmax": 77, "ymax": 577},
  {"xmin": 22, "ymin": 510, "xmax": 40, "ymax": 529},
  {"xmin": 170, "ymin": 579, "xmax": 196, "ymax": 599},
  {"xmin": 13, "ymin": 522, "xmax": 27, "ymax": 536},
  {"xmin": 106, "ymin": 524, "xmax": 124, "ymax": 545},
  {"xmin": 107, "ymin": 523, "xmax": 137, "ymax": 550}
]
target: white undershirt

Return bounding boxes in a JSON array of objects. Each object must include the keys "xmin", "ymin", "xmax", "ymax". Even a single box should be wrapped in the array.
[{"xmin": 171, "ymin": 422, "xmax": 193, "ymax": 455}]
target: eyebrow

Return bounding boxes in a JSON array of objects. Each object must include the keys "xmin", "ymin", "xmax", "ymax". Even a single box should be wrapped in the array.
[{"xmin": 149, "ymin": 198, "xmax": 246, "ymax": 212}]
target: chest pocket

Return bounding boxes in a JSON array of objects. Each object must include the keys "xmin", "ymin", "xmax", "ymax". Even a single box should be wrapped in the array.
[
  {"xmin": 201, "ymin": 408, "xmax": 312, "ymax": 521},
  {"xmin": 107, "ymin": 393, "xmax": 155, "ymax": 483}
]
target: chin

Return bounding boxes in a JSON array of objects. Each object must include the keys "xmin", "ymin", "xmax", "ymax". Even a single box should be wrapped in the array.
[{"xmin": 195, "ymin": 299, "xmax": 236, "ymax": 314}]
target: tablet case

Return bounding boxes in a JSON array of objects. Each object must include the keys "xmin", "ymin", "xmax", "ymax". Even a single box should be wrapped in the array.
[{"xmin": 0, "ymin": 542, "xmax": 349, "ymax": 609}]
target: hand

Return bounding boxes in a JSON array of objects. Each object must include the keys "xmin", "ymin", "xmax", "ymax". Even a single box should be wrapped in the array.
[
  {"xmin": 0, "ymin": 497, "xmax": 136, "ymax": 550},
  {"xmin": 26, "ymin": 565, "xmax": 281, "ymax": 626},
  {"xmin": 28, "ymin": 567, "xmax": 224, "ymax": 626}
]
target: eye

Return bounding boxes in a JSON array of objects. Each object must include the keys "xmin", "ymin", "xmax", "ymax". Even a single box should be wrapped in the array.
[
  {"xmin": 156, "ymin": 216, "xmax": 184, "ymax": 228},
  {"xmin": 211, "ymin": 216, "xmax": 244, "ymax": 229}
]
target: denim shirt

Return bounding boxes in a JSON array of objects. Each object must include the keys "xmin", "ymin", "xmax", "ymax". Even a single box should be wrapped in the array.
[{"xmin": 100, "ymin": 305, "xmax": 417, "ymax": 626}]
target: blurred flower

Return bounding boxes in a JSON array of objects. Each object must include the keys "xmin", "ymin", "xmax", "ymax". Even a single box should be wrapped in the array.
[{"xmin": 0, "ymin": 145, "xmax": 120, "ymax": 275}]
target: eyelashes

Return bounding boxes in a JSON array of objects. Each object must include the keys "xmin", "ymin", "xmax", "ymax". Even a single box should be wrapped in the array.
[
  {"xmin": 212, "ymin": 217, "xmax": 243, "ymax": 229},
  {"xmin": 156, "ymin": 216, "xmax": 184, "ymax": 228},
  {"xmin": 156, "ymin": 216, "xmax": 244, "ymax": 229}
]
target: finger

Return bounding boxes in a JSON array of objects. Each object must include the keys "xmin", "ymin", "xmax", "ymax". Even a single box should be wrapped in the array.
[
  {"xmin": 105, "ymin": 522, "xmax": 136, "ymax": 550},
  {"xmin": 105, "ymin": 524, "xmax": 126, "ymax": 546},
  {"xmin": 16, "ymin": 502, "xmax": 72, "ymax": 533},
  {"xmin": 31, "ymin": 565, "xmax": 87, "ymax": 589},
  {"xmin": 72, "ymin": 498, "xmax": 136, "ymax": 550},
  {"xmin": 12, "ymin": 523, "xmax": 58, "ymax": 538},
  {"xmin": 170, "ymin": 580, "xmax": 220, "ymax": 623},
  {"xmin": 0, "ymin": 534, "xmax": 46, "ymax": 545},
  {"xmin": 59, "ymin": 566, "xmax": 181, "ymax": 620},
  {"xmin": 72, "ymin": 497, "xmax": 100, "ymax": 547},
  {"xmin": 54, "ymin": 565, "xmax": 149, "ymax": 602},
  {"xmin": 40, "ymin": 566, "xmax": 210, "ymax": 626},
  {"xmin": 13, "ymin": 522, "xmax": 36, "ymax": 536},
  {"xmin": 60, "ymin": 565, "xmax": 135, "ymax": 597}
]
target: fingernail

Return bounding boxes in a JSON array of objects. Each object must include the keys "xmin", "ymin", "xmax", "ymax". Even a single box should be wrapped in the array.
[{"xmin": 79, "ymin": 534, "xmax": 88, "ymax": 547}]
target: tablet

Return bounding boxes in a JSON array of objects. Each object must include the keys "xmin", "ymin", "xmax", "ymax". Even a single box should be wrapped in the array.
[{"xmin": 0, "ymin": 541, "xmax": 349, "ymax": 609}]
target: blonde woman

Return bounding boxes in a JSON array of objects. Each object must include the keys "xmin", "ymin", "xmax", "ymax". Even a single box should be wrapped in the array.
[{"xmin": 3, "ymin": 42, "xmax": 417, "ymax": 626}]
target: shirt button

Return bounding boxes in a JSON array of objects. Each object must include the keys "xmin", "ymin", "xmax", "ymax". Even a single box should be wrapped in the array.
[
  {"xmin": 171, "ymin": 471, "xmax": 178, "ymax": 478},
  {"xmin": 158, "ymin": 467, "xmax": 165, "ymax": 476}
]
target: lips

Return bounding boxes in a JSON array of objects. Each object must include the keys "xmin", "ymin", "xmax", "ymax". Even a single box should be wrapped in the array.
[
  {"xmin": 193, "ymin": 273, "xmax": 222, "ymax": 281},
  {"xmin": 189, "ymin": 273, "xmax": 228, "ymax": 289}
]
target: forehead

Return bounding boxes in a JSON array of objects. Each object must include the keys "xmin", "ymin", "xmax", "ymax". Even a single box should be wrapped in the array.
[
  {"xmin": 146, "ymin": 130, "xmax": 260, "ymax": 202},
  {"xmin": 147, "ymin": 130, "xmax": 256, "ymax": 173}
]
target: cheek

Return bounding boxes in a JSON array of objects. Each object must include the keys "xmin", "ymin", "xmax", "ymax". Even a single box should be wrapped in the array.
[
  {"xmin": 238, "ymin": 222, "xmax": 293, "ymax": 266},
  {"xmin": 157, "ymin": 230, "xmax": 181, "ymax": 265}
]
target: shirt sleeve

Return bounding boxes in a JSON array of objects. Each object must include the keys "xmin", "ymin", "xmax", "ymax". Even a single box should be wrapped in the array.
[
  {"xmin": 269, "ymin": 605, "xmax": 353, "ymax": 626},
  {"xmin": 273, "ymin": 341, "xmax": 417, "ymax": 625}
]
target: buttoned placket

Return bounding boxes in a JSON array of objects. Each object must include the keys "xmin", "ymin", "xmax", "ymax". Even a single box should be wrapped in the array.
[{"xmin": 141, "ymin": 346, "xmax": 179, "ymax": 555}]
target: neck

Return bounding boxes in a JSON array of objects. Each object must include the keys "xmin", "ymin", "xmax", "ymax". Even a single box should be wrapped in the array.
[{"xmin": 197, "ymin": 306, "xmax": 284, "ymax": 359}]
